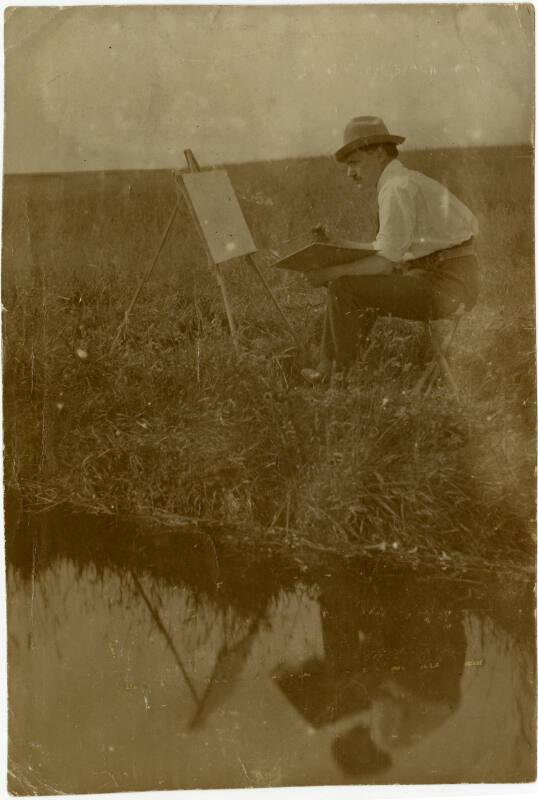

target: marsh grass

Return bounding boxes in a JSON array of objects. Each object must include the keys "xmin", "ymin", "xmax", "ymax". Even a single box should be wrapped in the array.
[{"xmin": 2, "ymin": 147, "xmax": 535, "ymax": 572}]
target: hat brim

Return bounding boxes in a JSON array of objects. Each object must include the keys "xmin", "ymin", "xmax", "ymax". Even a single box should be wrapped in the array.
[{"xmin": 335, "ymin": 134, "xmax": 406, "ymax": 163}]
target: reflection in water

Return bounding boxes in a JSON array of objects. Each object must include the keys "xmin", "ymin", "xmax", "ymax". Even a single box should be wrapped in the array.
[
  {"xmin": 6, "ymin": 514, "xmax": 536, "ymax": 793},
  {"xmin": 274, "ymin": 577, "xmax": 465, "ymax": 780},
  {"xmin": 188, "ymin": 615, "xmax": 262, "ymax": 730}
]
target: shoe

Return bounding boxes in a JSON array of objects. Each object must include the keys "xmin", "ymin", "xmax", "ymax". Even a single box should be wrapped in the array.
[{"xmin": 301, "ymin": 366, "xmax": 330, "ymax": 385}]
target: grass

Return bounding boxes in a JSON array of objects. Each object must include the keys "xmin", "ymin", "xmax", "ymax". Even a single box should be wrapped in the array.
[{"xmin": 2, "ymin": 146, "xmax": 536, "ymax": 574}]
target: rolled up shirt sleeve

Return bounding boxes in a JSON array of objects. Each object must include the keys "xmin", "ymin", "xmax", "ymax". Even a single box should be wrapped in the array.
[{"xmin": 374, "ymin": 180, "xmax": 417, "ymax": 263}]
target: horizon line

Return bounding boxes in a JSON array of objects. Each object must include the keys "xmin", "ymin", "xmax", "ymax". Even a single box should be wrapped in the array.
[{"xmin": 3, "ymin": 143, "xmax": 533, "ymax": 179}]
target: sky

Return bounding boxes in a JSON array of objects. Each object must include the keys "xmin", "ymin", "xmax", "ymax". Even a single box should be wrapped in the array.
[{"xmin": 3, "ymin": 3, "xmax": 535, "ymax": 173}]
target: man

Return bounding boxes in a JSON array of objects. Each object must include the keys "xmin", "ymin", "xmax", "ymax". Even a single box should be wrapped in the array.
[
  {"xmin": 273, "ymin": 573, "xmax": 466, "ymax": 779},
  {"xmin": 302, "ymin": 116, "xmax": 480, "ymax": 382}
]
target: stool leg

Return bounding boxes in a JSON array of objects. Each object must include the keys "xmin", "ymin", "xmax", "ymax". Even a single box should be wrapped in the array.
[
  {"xmin": 434, "ymin": 349, "xmax": 459, "ymax": 396},
  {"xmin": 429, "ymin": 321, "xmax": 459, "ymax": 397},
  {"xmin": 424, "ymin": 362, "xmax": 441, "ymax": 396},
  {"xmin": 412, "ymin": 321, "xmax": 436, "ymax": 395},
  {"xmin": 413, "ymin": 360, "xmax": 437, "ymax": 395},
  {"xmin": 412, "ymin": 317, "xmax": 461, "ymax": 397},
  {"xmin": 437, "ymin": 316, "xmax": 461, "ymax": 361}
]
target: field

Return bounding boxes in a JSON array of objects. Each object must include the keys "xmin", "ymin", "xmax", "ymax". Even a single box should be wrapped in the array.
[{"xmin": 2, "ymin": 146, "xmax": 535, "ymax": 574}]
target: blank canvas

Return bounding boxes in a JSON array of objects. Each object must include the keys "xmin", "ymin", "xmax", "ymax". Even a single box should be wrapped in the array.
[{"xmin": 182, "ymin": 170, "xmax": 257, "ymax": 265}]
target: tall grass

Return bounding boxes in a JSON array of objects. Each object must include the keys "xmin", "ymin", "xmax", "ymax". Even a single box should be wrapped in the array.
[{"xmin": 2, "ymin": 146, "xmax": 535, "ymax": 571}]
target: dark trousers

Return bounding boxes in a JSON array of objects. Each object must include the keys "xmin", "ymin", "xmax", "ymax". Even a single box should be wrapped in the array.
[{"xmin": 320, "ymin": 255, "xmax": 480, "ymax": 369}]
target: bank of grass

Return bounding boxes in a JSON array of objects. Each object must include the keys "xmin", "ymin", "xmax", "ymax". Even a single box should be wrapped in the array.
[
  {"xmin": 2, "ymin": 148, "xmax": 536, "ymax": 573},
  {"xmin": 3, "ymin": 252, "xmax": 535, "ymax": 575}
]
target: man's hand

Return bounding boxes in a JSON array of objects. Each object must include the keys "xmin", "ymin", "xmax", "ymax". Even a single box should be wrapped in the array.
[{"xmin": 306, "ymin": 255, "xmax": 395, "ymax": 287}]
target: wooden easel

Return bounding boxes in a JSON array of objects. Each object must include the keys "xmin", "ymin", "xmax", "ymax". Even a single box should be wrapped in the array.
[{"xmin": 110, "ymin": 149, "xmax": 302, "ymax": 354}]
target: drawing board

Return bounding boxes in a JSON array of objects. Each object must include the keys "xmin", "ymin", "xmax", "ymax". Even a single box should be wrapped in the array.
[
  {"xmin": 272, "ymin": 240, "xmax": 376, "ymax": 273},
  {"xmin": 182, "ymin": 170, "xmax": 257, "ymax": 265}
]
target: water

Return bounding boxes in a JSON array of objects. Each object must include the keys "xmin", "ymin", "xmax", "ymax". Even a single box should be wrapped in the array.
[{"xmin": 6, "ymin": 511, "xmax": 536, "ymax": 793}]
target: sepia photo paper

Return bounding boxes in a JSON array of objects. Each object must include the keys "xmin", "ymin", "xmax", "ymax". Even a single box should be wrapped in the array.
[{"xmin": 2, "ymin": 2, "xmax": 536, "ymax": 796}]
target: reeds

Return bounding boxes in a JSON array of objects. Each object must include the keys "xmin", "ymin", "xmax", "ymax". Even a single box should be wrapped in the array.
[
  {"xmin": 3, "ymin": 259, "xmax": 535, "ymax": 572},
  {"xmin": 3, "ymin": 148, "xmax": 535, "ymax": 571}
]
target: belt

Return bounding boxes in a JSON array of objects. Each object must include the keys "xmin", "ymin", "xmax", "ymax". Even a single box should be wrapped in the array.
[
  {"xmin": 409, "ymin": 239, "xmax": 475, "ymax": 270},
  {"xmin": 436, "ymin": 242, "xmax": 475, "ymax": 263}
]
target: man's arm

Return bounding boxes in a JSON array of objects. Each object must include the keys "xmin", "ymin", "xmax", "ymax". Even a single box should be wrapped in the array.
[{"xmin": 306, "ymin": 254, "xmax": 395, "ymax": 287}]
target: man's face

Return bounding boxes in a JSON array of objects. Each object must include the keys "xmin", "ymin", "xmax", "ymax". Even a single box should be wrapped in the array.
[{"xmin": 345, "ymin": 147, "xmax": 385, "ymax": 190}]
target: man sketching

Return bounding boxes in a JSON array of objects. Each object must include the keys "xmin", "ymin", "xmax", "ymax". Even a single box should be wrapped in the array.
[{"xmin": 302, "ymin": 116, "xmax": 480, "ymax": 383}]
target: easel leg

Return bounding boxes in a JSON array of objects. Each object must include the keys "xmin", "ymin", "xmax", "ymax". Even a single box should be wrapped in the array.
[
  {"xmin": 327, "ymin": 290, "xmax": 341, "ymax": 368},
  {"xmin": 215, "ymin": 264, "xmax": 240, "ymax": 356},
  {"xmin": 245, "ymin": 255, "xmax": 303, "ymax": 351},
  {"xmin": 110, "ymin": 204, "xmax": 179, "ymax": 353},
  {"xmin": 319, "ymin": 308, "xmax": 332, "ymax": 365}
]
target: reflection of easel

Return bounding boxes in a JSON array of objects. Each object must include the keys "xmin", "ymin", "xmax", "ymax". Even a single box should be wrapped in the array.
[
  {"xmin": 110, "ymin": 149, "xmax": 302, "ymax": 355},
  {"xmin": 129, "ymin": 569, "xmax": 200, "ymax": 706},
  {"xmin": 188, "ymin": 615, "xmax": 262, "ymax": 730},
  {"xmin": 129, "ymin": 567, "xmax": 263, "ymax": 729}
]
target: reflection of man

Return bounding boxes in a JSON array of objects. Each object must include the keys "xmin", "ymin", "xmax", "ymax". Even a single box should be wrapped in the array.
[
  {"xmin": 302, "ymin": 115, "xmax": 480, "ymax": 382},
  {"xmin": 332, "ymin": 679, "xmax": 457, "ymax": 778},
  {"xmin": 274, "ymin": 577, "xmax": 466, "ymax": 778}
]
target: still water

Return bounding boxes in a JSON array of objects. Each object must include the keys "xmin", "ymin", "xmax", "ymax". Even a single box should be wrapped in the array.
[{"xmin": 6, "ymin": 512, "xmax": 536, "ymax": 793}]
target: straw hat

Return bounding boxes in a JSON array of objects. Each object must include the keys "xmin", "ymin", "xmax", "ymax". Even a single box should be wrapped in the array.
[{"xmin": 335, "ymin": 116, "xmax": 405, "ymax": 162}]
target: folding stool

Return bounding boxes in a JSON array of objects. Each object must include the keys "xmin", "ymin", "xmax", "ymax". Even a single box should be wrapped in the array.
[{"xmin": 413, "ymin": 303, "xmax": 467, "ymax": 397}]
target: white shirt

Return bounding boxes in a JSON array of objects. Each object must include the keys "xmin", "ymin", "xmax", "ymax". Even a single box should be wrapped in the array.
[{"xmin": 373, "ymin": 160, "xmax": 479, "ymax": 263}]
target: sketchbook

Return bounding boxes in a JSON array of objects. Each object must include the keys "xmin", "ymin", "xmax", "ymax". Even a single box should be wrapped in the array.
[{"xmin": 272, "ymin": 239, "xmax": 375, "ymax": 273}]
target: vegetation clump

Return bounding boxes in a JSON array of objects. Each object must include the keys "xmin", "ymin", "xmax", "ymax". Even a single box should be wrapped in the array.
[{"xmin": 3, "ymin": 149, "xmax": 535, "ymax": 573}]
